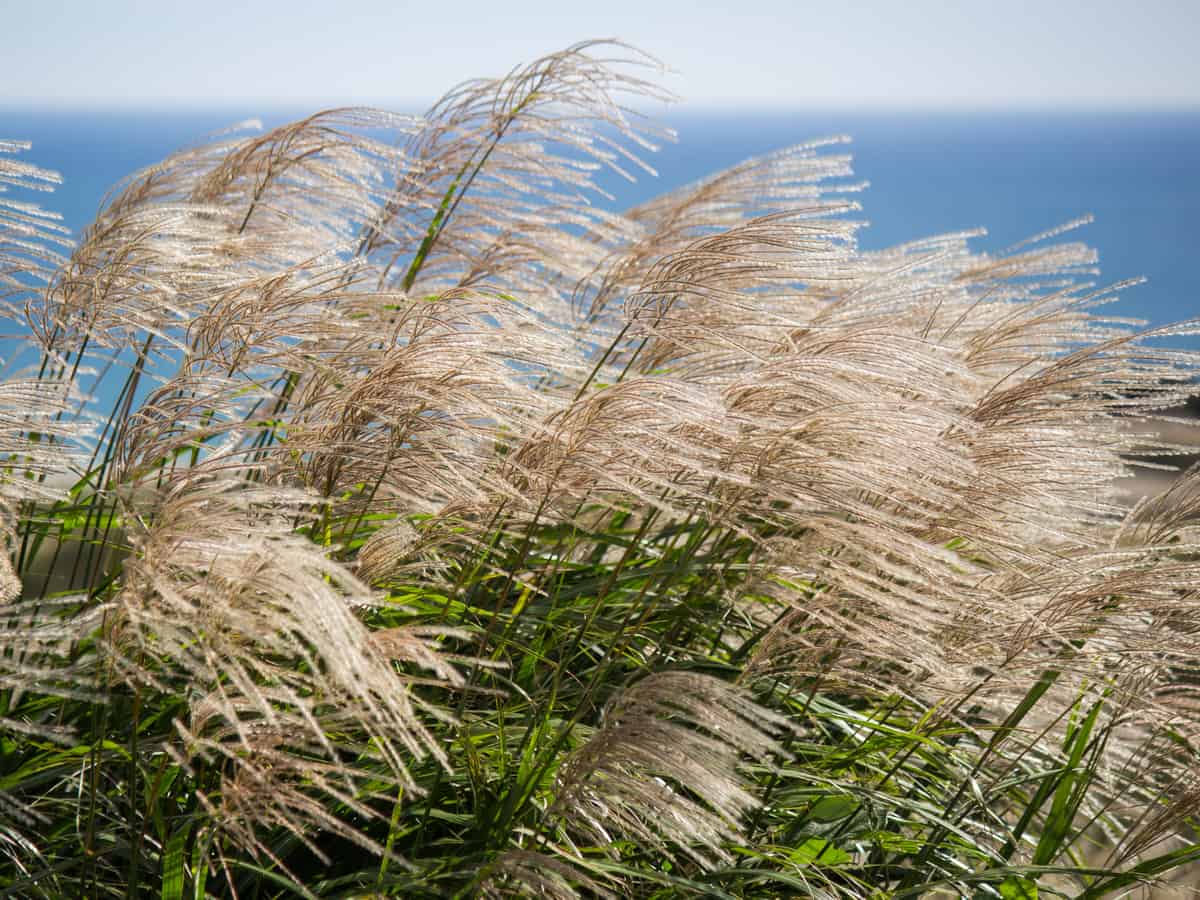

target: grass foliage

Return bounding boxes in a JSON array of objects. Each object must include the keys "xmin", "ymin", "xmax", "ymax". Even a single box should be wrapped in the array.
[{"xmin": 3, "ymin": 41, "xmax": 1200, "ymax": 897}]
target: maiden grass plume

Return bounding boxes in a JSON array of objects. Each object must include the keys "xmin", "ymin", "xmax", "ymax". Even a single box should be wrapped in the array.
[{"xmin": 2, "ymin": 40, "xmax": 1200, "ymax": 897}]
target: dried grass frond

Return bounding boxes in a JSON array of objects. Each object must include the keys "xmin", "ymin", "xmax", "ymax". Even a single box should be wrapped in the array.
[
  {"xmin": 580, "ymin": 138, "xmax": 860, "ymax": 320},
  {"xmin": 478, "ymin": 848, "xmax": 616, "ymax": 899},
  {"xmin": 108, "ymin": 471, "xmax": 467, "ymax": 859},
  {"xmin": 552, "ymin": 671, "xmax": 787, "ymax": 867},
  {"xmin": 363, "ymin": 40, "xmax": 670, "ymax": 320},
  {"xmin": 0, "ymin": 141, "xmax": 70, "ymax": 319}
]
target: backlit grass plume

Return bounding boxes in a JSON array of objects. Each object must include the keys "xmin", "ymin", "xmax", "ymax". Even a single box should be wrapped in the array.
[{"xmin": 2, "ymin": 40, "xmax": 1200, "ymax": 897}]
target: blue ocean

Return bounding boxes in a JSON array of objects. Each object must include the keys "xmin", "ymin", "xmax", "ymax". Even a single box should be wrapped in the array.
[{"xmin": 5, "ymin": 109, "xmax": 1198, "ymax": 336}]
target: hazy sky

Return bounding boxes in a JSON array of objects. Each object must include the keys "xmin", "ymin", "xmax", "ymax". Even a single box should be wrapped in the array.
[{"xmin": 6, "ymin": 0, "xmax": 1198, "ymax": 109}]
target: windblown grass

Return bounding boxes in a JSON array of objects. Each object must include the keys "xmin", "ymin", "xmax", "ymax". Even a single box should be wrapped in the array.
[{"xmin": 2, "ymin": 40, "xmax": 1200, "ymax": 897}]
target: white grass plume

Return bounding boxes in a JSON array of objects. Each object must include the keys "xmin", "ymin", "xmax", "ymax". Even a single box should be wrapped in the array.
[{"xmin": 552, "ymin": 671, "xmax": 787, "ymax": 867}]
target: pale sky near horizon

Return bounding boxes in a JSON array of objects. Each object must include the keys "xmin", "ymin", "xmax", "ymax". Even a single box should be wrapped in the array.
[{"xmin": 5, "ymin": 0, "xmax": 1198, "ymax": 110}]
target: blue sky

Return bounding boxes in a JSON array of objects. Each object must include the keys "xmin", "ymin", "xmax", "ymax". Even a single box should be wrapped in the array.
[{"xmin": 5, "ymin": 0, "xmax": 1198, "ymax": 109}]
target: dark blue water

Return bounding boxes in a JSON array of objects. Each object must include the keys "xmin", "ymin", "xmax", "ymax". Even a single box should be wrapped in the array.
[{"xmin": 5, "ymin": 109, "xmax": 1198, "ymax": 334}]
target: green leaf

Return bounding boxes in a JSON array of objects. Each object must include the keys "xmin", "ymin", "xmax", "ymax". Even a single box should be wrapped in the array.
[
  {"xmin": 191, "ymin": 827, "xmax": 210, "ymax": 900},
  {"xmin": 1033, "ymin": 695, "xmax": 1104, "ymax": 866},
  {"xmin": 998, "ymin": 874, "xmax": 1039, "ymax": 899},
  {"xmin": 161, "ymin": 820, "xmax": 190, "ymax": 900},
  {"xmin": 988, "ymin": 669, "xmax": 1060, "ymax": 753},
  {"xmin": 789, "ymin": 837, "xmax": 851, "ymax": 866},
  {"xmin": 806, "ymin": 795, "xmax": 858, "ymax": 823},
  {"xmin": 1078, "ymin": 843, "xmax": 1200, "ymax": 898}
]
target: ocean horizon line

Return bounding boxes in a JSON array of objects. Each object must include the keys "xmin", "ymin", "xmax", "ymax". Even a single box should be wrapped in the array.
[{"xmin": 5, "ymin": 101, "xmax": 1200, "ymax": 118}]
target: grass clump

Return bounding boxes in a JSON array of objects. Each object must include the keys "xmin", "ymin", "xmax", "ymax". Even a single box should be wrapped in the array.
[{"xmin": 3, "ymin": 40, "xmax": 1200, "ymax": 898}]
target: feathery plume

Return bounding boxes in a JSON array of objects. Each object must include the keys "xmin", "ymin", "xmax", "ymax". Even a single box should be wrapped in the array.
[{"xmin": 552, "ymin": 671, "xmax": 787, "ymax": 867}]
